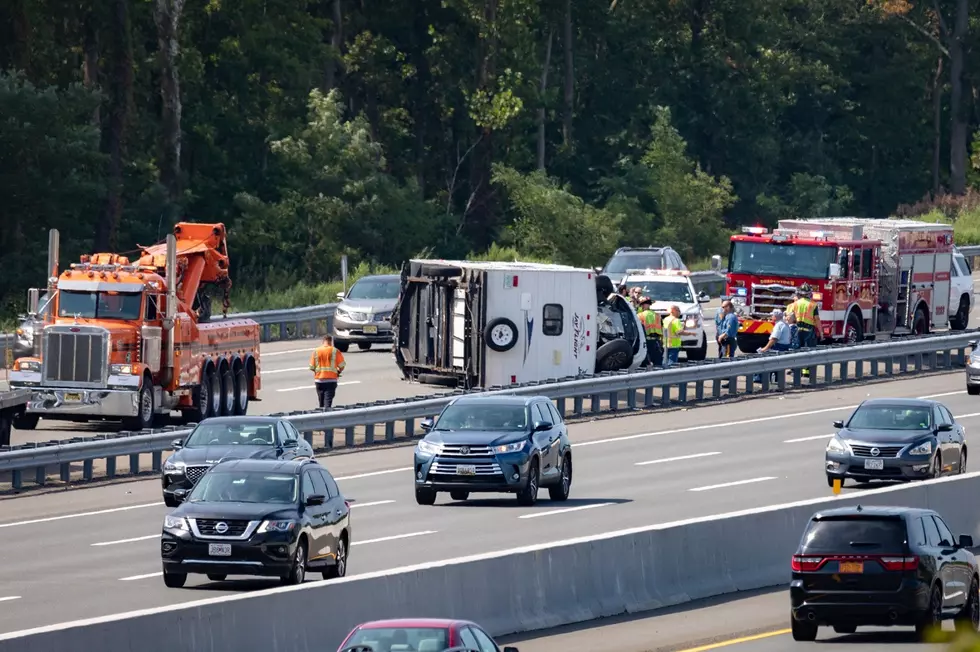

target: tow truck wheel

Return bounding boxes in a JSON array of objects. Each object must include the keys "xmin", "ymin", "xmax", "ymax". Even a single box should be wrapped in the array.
[
  {"xmin": 123, "ymin": 382, "xmax": 154, "ymax": 431},
  {"xmin": 12, "ymin": 412, "xmax": 39, "ymax": 431},
  {"xmin": 233, "ymin": 368, "xmax": 249, "ymax": 415},
  {"xmin": 219, "ymin": 367, "xmax": 234, "ymax": 416}
]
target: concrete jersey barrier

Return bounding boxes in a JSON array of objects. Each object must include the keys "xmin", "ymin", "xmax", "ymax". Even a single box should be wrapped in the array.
[{"xmin": 4, "ymin": 471, "xmax": 980, "ymax": 652}]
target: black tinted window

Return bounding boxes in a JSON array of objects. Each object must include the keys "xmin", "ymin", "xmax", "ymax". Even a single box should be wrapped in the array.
[
  {"xmin": 802, "ymin": 517, "xmax": 908, "ymax": 553},
  {"xmin": 922, "ymin": 516, "xmax": 942, "ymax": 546},
  {"xmin": 547, "ymin": 402, "xmax": 563, "ymax": 424},
  {"xmin": 319, "ymin": 469, "xmax": 339, "ymax": 498},
  {"xmin": 310, "ymin": 470, "xmax": 328, "ymax": 497},
  {"xmin": 932, "ymin": 516, "xmax": 955, "ymax": 546},
  {"xmin": 533, "ymin": 403, "xmax": 552, "ymax": 425},
  {"xmin": 542, "ymin": 304, "xmax": 563, "ymax": 336},
  {"xmin": 605, "ymin": 253, "xmax": 664, "ymax": 274}
]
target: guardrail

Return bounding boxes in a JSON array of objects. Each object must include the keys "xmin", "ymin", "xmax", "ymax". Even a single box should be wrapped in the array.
[
  {"xmin": 1, "ymin": 329, "xmax": 975, "ymax": 491},
  {"xmin": 2, "ymin": 469, "xmax": 976, "ymax": 651}
]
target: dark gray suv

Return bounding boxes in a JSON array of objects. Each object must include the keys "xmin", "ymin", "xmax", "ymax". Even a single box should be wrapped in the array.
[
  {"xmin": 332, "ymin": 274, "xmax": 401, "ymax": 352},
  {"xmin": 601, "ymin": 246, "xmax": 687, "ymax": 280}
]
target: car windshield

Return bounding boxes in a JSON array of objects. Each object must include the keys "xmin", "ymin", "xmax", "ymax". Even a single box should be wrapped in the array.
[
  {"xmin": 846, "ymin": 406, "xmax": 932, "ymax": 430},
  {"xmin": 58, "ymin": 290, "xmax": 142, "ymax": 320},
  {"xmin": 802, "ymin": 516, "xmax": 908, "ymax": 554},
  {"xmin": 605, "ymin": 253, "xmax": 664, "ymax": 275},
  {"xmin": 188, "ymin": 471, "xmax": 297, "ymax": 504},
  {"xmin": 184, "ymin": 423, "xmax": 277, "ymax": 447},
  {"xmin": 626, "ymin": 280, "xmax": 693, "ymax": 303},
  {"xmin": 346, "ymin": 278, "xmax": 400, "ymax": 300},
  {"xmin": 345, "ymin": 627, "xmax": 449, "ymax": 651},
  {"xmin": 434, "ymin": 404, "xmax": 528, "ymax": 431},
  {"xmin": 728, "ymin": 241, "xmax": 836, "ymax": 279}
]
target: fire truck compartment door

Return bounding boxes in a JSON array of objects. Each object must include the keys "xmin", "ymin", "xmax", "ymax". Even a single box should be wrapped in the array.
[{"xmin": 931, "ymin": 253, "xmax": 952, "ymax": 328}]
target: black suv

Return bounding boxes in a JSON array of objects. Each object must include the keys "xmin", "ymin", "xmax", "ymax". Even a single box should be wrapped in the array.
[
  {"xmin": 601, "ymin": 246, "xmax": 687, "ymax": 279},
  {"xmin": 790, "ymin": 505, "xmax": 979, "ymax": 641},
  {"xmin": 413, "ymin": 395, "xmax": 573, "ymax": 507},
  {"xmin": 161, "ymin": 458, "xmax": 351, "ymax": 588}
]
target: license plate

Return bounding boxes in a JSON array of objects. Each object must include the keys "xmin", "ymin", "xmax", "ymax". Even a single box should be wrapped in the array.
[
  {"xmin": 362, "ymin": 325, "xmax": 378, "ymax": 334},
  {"xmin": 208, "ymin": 543, "xmax": 231, "ymax": 556},
  {"xmin": 456, "ymin": 465, "xmax": 476, "ymax": 476},
  {"xmin": 839, "ymin": 561, "xmax": 864, "ymax": 573},
  {"xmin": 864, "ymin": 459, "xmax": 884, "ymax": 470},
  {"xmin": 63, "ymin": 393, "xmax": 82, "ymax": 403}
]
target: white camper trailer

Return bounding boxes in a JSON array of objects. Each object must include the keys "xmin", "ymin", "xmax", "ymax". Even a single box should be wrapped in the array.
[{"xmin": 392, "ymin": 259, "xmax": 648, "ymax": 388}]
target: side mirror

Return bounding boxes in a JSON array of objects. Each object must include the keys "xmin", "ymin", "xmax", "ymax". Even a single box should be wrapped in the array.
[
  {"xmin": 335, "ymin": 291, "xmax": 346, "ymax": 300},
  {"xmin": 710, "ymin": 255, "xmax": 722, "ymax": 271},
  {"xmin": 828, "ymin": 263, "xmax": 842, "ymax": 279},
  {"xmin": 420, "ymin": 418, "xmax": 434, "ymax": 432},
  {"xmin": 960, "ymin": 534, "xmax": 974, "ymax": 549},
  {"xmin": 533, "ymin": 421, "xmax": 551, "ymax": 432},
  {"xmin": 27, "ymin": 288, "xmax": 39, "ymax": 315},
  {"xmin": 698, "ymin": 291, "xmax": 710, "ymax": 303},
  {"xmin": 173, "ymin": 488, "xmax": 188, "ymax": 503},
  {"xmin": 282, "ymin": 438, "xmax": 298, "ymax": 448},
  {"xmin": 305, "ymin": 494, "xmax": 326, "ymax": 506},
  {"xmin": 833, "ymin": 420, "xmax": 844, "ymax": 429},
  {"xmin": 172, "ymin": 438, "xmax": 183, "ymax": 450},
  {"xmin": 938, "ymin": 423, "xmax": 954, "ymax": 432}
]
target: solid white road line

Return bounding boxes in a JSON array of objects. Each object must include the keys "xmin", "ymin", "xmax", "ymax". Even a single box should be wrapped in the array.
[
  {"xmin": 689, "ymin": 477, "xmax": 778, "ymax": 492},
  {"xmin": 276, "ymin": 380, "xmax": 361, "ymax": 393},
  {"xmin": 518, "ymin": 503, "xmax": 615, "ymax": 519},
  {"xmin": 119, "ymin": 572, "xmax": 162, "ymax": 581},
  {"xmin": 784, "ymin": 433, "xmax": 835, "ymax": 443},
  {"xmin": 355, "ymin": 531, "xmax": 437, "ymax": 545},
  {"xmin": 348, "ymin": 500, "xmax": 395, "ymax": 509},
  {"xmin": 261, "ymin": 348, "xmax": 315, "ymax": 358},
  {"xmin": 0, "ymin": 502, "xmax": 165, "ymax": 529},
  {"xmin": 635, "ymin": 452, "xmax": 721, "ymax": 466},
  {"xmin": 335, "ymin": 467, "xmax": 412, "ymax": 481},
  {"xmin": 261, "ymin": 367, "xmax": 310, "ymax": 375},
  {"xmin": 91, "ymin": 534, "xmax": 161, "ymax": 547},
  {"xmin": 0, "ymin": 597, "xmax": 21, "ymax": 603}
]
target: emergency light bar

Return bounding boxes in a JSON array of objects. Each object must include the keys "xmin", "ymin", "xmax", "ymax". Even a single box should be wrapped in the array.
[
  {"xmin": 624, "ymin": 268, "xmax": 691, "ymax": 276},
  {"xmin": 742, "ymin": 226, "xmax": 769, "ymax": 234}
]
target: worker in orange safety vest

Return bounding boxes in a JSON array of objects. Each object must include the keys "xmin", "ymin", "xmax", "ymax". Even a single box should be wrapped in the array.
[{"xmin": 309, "ymin": 335, "xmax": 347, "ymax": 408}]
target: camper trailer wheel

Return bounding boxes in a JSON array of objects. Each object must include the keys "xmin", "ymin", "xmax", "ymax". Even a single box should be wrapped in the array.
[
  {"xmin": 595, "ymin": 338, "xmax": 634, "ymax": 372},
  {"xmin": 484, "ymin": 317, "xmax": 519, "ymax": 352}
]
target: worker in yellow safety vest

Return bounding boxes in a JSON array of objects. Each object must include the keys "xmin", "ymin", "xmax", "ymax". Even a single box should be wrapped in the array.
[
  {"xmin": 309, "ymin": 335, "xmax": 347, "ymax": 408},
  {"xmin": 636, "ymin": 297, "xmax": 663, "ymax": 367},
  {"xmin": 663, "ymin": 305, "xmax": 692, "ymax": 367},
  {"xmin": 786, "ymin": 285, "xmax": 822, "ymax": 349}
]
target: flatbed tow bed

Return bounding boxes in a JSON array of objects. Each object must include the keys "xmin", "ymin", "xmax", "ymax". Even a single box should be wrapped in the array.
[{"xmin": 0, "ymin": 388, "xmax": 30, "ymax": 447}]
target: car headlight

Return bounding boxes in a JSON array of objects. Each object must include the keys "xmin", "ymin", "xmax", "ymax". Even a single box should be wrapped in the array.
[
  {"xmin": 16, "ymin": 360, "xmax": 40, "ymax": 372},
  {"xmin": 163, "ymin": 459, "xmax": 185, "ymax": 474},
  {"xmin": 417, "ymin": 439, "xmax": 442, "ymax": 455},
  {"xmin": 970, "ymin": 354, "xmax": 980, "ymax": 369},
  {"xmin": 109, "ymin": 363, "xmax": 135, "ymax": 375},
  {"xmin": 908, "ymin": 441, "xmax": 933, "ymax": 456},
  {"xmin": 374, "ymin": 311, "xmax": 392, "ymax": 322},
  {"xmin": 164, "ymin": 515, "xmax": 189, "ymax": 531},
  {"xmin": 258, "ymin": 520, "xmax": 296, "ymax": 533},
  {"xmin": 493, "ymin": 441, "xmax": 527, "ymax": 454},
  {"xmin": 826, "ymin": 437, "xmax": 849, "ymax": 454},
  {"xmin": 336, "ymin": 308, "xmax": 351, "ymax": 319},
  {"xmin": 684, "ymin": 314, "xmax": 701, "ymax": 329}
]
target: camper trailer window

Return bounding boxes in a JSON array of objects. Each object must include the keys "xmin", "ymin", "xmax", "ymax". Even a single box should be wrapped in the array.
[{"xmin": 542, "ymin": 304, "xmax": 563, "ymax": 336}]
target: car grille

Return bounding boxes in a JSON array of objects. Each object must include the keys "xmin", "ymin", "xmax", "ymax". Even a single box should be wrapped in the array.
[
  {"xmin": 194, "ymin": 519, "xmax": 250, "ymax": 537},
  {"xmin": 850, "ymin": 445, "xmax": 904, "ymax": 458},
  {"xmin": 185, "ymin": 465, "xmax": 210, "ymax": 484},
  {"xmin": 438, "ymin": 444, "xmax": 494, "ymax": 457},
  {"xmin": 750, "ymin": 283, "xmax": 795, "ymax": 317},
  {"xmin": 43, "ymin": 326, "xmax": 108, "ymax": 386},
  {"xmin": 431, "ymin": 462, "xmax": 502, "ymax": 476}
]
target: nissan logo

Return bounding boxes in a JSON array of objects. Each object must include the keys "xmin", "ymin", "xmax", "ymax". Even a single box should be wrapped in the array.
[
  {"xmin": 460, "ymin": 446, "xmax": 470, "ymax": 455},
  {"xmin": 870, "ymin": 448, "xmax": 880, "ymax": 457},
  {"xmin": 215, "ymin": 522, "xmax": 229, "ymax": 534}
]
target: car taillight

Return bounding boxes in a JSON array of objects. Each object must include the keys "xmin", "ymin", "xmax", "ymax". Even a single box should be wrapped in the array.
[
  {"xmin": 791, "ymin": 555, "xmax": 824, "ymax": 571},
  {"xmin": 879, "ymin": 556, "xmax": 919, "ymax": 571}
]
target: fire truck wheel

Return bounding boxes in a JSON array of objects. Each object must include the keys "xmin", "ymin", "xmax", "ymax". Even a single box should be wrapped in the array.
[
  {"xmin": 912, "ymin": 308, "xmax": 929, "ymax": 336},
  {"xmin": 124, "ymin": 383, "xmax": 154, "ymax": 431},
  {"xmin": 484, "ymin": 318, "xmax": 519, "ymax": 352},
  {"xmin": 233, "ymin": 368, "xmax": 249, "ymax": 415},
  {"xmin": 844, "ymin": 311, "xmax": 864, "ymax": 344},
  {"xmin": 219, "ymin": 367, "xmax": 235, "ymax": 416},
  {"xmin": 12, "ymin": 412, "xmax": 39, "ymax": 431}
]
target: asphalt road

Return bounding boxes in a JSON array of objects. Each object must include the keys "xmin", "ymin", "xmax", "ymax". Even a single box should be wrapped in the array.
[{"xmin": 1, "ymin": 370, "xmax": 979, "ymax": 635}]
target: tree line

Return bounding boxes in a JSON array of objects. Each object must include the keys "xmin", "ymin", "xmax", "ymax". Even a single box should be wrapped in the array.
[{"xmin": 0, "ymin": 0, "xmax": 977, "ymax": 317}]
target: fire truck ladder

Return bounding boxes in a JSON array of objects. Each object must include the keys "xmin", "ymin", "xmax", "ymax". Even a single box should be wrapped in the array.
[{"xmin": 897, "ymin": 261, "xmax": 913, "ymax": 331}]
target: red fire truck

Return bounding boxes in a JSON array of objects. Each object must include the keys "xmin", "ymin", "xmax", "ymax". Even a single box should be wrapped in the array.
[{"xmin": 726, "ymin": 217, "xmax": 955, "ymax": 353}]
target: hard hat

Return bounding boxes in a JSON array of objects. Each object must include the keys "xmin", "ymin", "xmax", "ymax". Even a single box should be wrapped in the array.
[{"xmin": 639, "ymin": 296, "xmax": 652, "ymax": 305}]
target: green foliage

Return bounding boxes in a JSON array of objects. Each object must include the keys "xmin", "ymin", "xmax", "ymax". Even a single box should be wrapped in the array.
[
  {"xmin": 895, "ymin": 189, "xmax": 980, "ymax": 245},
  {"xmin": 231, "ymin": 260, "xmax": 400, "ymax": 312}
]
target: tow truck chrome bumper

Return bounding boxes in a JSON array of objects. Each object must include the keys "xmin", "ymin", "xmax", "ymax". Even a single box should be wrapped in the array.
[{"xmin": 11, "ymin": 386, "xmax": 141, "ymax": 418}]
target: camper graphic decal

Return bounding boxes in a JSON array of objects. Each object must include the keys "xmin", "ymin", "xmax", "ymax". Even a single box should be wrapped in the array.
[
  {"xmin": 572, "ymin": 313, "xmax": 585, "ymax": 359},
  {"xmin": 523, "ymin": 311, "xmax": 534, "ymax": 366}
]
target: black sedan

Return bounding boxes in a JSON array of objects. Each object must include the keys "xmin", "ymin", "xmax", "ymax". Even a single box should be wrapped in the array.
[
  {"xmin": 413, "ymin": 395, "xmax": 573, "ymax": 507},
  {"xmin": 160, "ymin": 458, "xmax": 351, "ymax": 588},
  {"xmin": 162, "ymin": 416, "xmax": 314, "ymax": 506},
  {"xmin": 825, "ymin": 398, "xmax": 968, "ymax": 487}
]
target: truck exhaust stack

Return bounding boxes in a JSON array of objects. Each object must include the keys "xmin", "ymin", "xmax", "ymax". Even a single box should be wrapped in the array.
[{"xmin": 162, "ymin": 233, "xmax": 177, "ymax": 385}]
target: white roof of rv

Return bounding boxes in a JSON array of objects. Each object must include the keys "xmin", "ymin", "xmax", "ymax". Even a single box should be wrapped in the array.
[
  {"xmin": 409, "ymin": 259, "xmax": 592, "ymax": 272},
  {"xmin": 780, "ymin": 217, "xmax": 952, "ymax": 231}
]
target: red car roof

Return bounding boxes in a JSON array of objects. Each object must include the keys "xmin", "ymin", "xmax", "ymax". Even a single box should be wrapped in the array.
[{"xmin": 354, "ymin": 618, "xmax": 466, "ymax": 629}]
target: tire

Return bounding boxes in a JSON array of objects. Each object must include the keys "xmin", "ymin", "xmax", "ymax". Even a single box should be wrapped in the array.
[
  {"xmin": 357, "ymin": 342, "xmax": 371, "ymax": 351},
  {"xmin": 969, "ymin": 385, "xmax": 980, "ymax": 396},
  {"xmin": 960, "ymin": 448, "xmax": 968, "ymax": 474},
  {"xmin": 827, "ymin": 475, "xmax": 844, "ymax": 488},
  {"xmin": 163, "ymin": 494, "xmax": 180, "ymax": 508},
  {"xmin": 956, "ymin": 576, "xmax": 980, "ymax": 634},
  {"xmin": 736, "ymin": 333, "xmax": 765, "ymax": 355},
  {"xmin": 207, "ymin": 368, "xmax": 221, "ymax": 418},
  {"xmin": 484, "ymin": 317, "xmax": 519, "ymax": 353},
  {"xmin": 415, "ymin": 487, "xmax": 437, "ymax": 505},
  {"xmin": 912, "ymin": 307, "xmax": 929, "ymax": 336},
  {"xmin": 832, "ymin": 625, "xmax": 856, "ymax": 634},
  {"xmin": 233, "ymin": 367, "xmax": 249, "ymax": 415},
  {"xmin": 322, "ymin": 535, "xmax": 347, "ymax": 580},
  {"xmin": 951, "ymin": 297, "xmax": 970, "ymax": 331},
  {"xmin": 124, "ymin": 381, "xmax": 155, "ymax": 431},
  {"xmin": 206, "ymin": 574, "xmax": 226, "ymax": 582},
  {"xmin": 334, "ymin": 340, "xmax": 350, "ymax": 353},
  {"xmin": 0, "ymin": 415, "xmax": 11, "ymax": 447},
  {"xmin": 281, "ymin": 539, "xmax": 307, "ymax": 586},
  {"xmin": 595, "ymin": 338, "xmax": 634, "ymax": 372},
  {"xmin": 219, "ymin": 367, "xmax": 234, "ymax": 416},
  {"xmin": 187, "ymin": 367, "xmax": 218, "ymax": 423},
  {"xmin": 791, "ymin": 616, "xmax": 818, "ymax": 641},
  {"xmin": 449, "ymin": 490, "xmax": 469, "ymax": 501},
  {"xmin": 844, "ymin": 311, "xmax": 863, "ymax": 344},
  {"xmin": 916, "ymin": 583, "xmax": 943, "ymax": 641},
  {"xmin": 516, "ymin": 460, "xmax": 539, "ymax": 507},
  {"xmin": 162, "ymin": 570, "xmax": 186, "ymax": 588},
  {"xmin": 929, "ymin": 454, "xmax": 942, "ymax": 479},
  {"xmin": 687, "ymin": 335, "xmax": 708, "ymax": 361},
  {"xmin": 12, "ymin": 412, "xmax": 39, "ymax": 431},
  {"xmin": 549, "ymin": 454, "xmax": 572, "ymax": 501}
]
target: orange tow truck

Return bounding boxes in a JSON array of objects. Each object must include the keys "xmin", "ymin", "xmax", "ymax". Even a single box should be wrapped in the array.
[{"xmin": 9, "ymin": 223, "xmax": 262, "ymax": 430}]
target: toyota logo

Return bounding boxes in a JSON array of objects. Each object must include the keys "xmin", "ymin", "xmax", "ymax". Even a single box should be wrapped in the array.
[
  {"xmin": 459, "ymin": 446, "xmax": 470, "ymax": 455},
  {"xmin": 215, "ymin": 522, "xmax": 229, "ymax": 534},
  {"xmin": 870, "ymin": 448, "xmax": 880, "ymax": 457}
]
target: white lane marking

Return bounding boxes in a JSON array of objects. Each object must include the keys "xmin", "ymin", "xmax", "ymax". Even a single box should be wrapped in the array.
[
  {"xmin": 119, "ymin": 572, "xmax": 162, "ymax": 581},
  {"xmin": 689, "ymin": 477, "xmax": 778, "ymax": 492},
  {"xmin": 518, "ymin": 503, "xmax": 615, "ymax": 519},
  {"xmin": 784, "ymin": 433, "xmax": 835, "ymax": 443},
  {"xmin": 922, "ymin": 391, "xmax": 964, "ymax": 398},
  {"xmin": 0, "ymin": 597, "xmax": 21, "ymax": 603},
  {"xmin": 261, "ymin": 348, "xmax": 314, "ymax": 358},
  {"xmin": 635, "ymin": 452, "xmax": 721, "ymax": 466},
  {"xmin": 335, "ymin": 467, "xmax": 412, "ymax": 481},
  {"xmin": 0, "ymin": 502, "xmax": 164, "ymax": 530},
  {"xmin": 262, "ymin": 367, "xmax": 310, "ymax": 375},
  {"xmin": 92, "ymin": 534, "xmax": 161, "ymax": 547},
  {"xmin": 348, "ymin": 500, "xmax": 395, "ymax": 509},
  {"xmin": 354, "ymin": 531, "xmax": 437, "ymax": 545},
  {"xmin": 276, "ymin": 381, "xmax": 361, "ymax": 392}
]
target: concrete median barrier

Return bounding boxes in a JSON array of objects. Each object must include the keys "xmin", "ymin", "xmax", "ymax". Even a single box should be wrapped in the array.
[{"xmin": 4, "ymin": 472, "xmax": 980, "ymax": 652}]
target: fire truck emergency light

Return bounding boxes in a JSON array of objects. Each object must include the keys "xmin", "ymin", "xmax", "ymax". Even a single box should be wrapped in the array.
[{"xmin": 742, "ymin": 226, "xmax": 769, "ymax": 234}]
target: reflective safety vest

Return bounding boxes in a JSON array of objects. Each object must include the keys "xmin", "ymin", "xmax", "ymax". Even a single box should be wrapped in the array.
[
  {"xmin": 637, "ymin": 309, "xmax": 662, "ymax": 338},
  {"xmin": 789, "ymin": 298, "xmax": 819, "ymax": 328},
  {"xmin": 309, "ymin": 345, "xmax": 346, "ymax": 381},
  {"xmin": 663, "ymin": 315, "xmax": 683, "ymax": 348}
]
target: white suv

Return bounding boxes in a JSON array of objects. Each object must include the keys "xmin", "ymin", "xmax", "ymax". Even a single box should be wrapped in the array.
[
  {"xmin": 950, "ymin": 247, "xmax": 974, "ymax": 330},
  {"xmin": 623, "ymin": 270, "xmax": 710, "ymax": 360}
]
